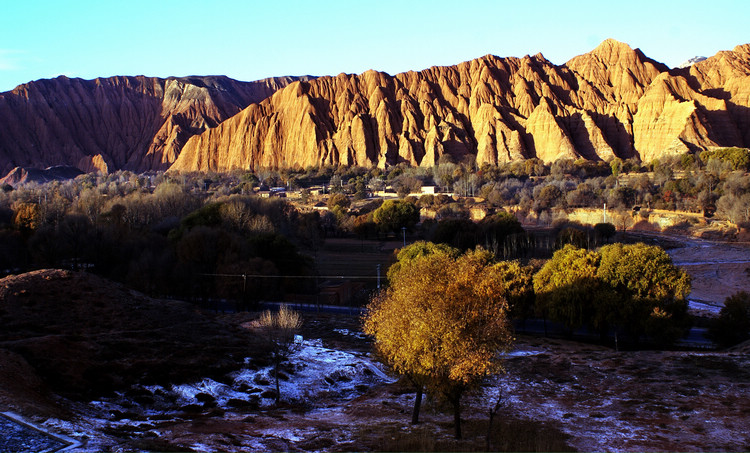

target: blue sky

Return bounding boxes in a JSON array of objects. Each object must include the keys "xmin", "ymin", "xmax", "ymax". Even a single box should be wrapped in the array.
[{"xmin": 1, "ymin": 0, "xmax": 749, "ymax": 93}]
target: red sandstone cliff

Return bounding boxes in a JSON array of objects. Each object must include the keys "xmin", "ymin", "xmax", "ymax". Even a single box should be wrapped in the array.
[
  {"xmin": 171, "ymin": 40, "xmax": 750, "ymax": 171},
  {"xmin": 0, "ymin": 75, "xmax": 311, "ymax": 175},
  {"xmin": 3, "ymin": 40, "xmax": 749, "ymax": 175}
]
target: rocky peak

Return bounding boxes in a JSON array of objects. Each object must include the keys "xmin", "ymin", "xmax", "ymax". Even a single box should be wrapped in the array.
[
  {"xmin": 171, "ymin": 40, "xmax": 750, "ymax": 172},
  {"xmin": 566, "ymin": 39, "xmax": 668, "ymax": 105},
  {"xmin": 685, "ymin": 43, "xmax": 750, "ymax": 91},
  {"xmin": 678, "ymin": 56, "xmax": 708, "ymax": 68}
]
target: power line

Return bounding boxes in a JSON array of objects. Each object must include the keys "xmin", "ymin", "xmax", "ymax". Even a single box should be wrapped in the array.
[{"xmin": 200, "ymin": 273, "xmax": 381, "ymax": 280}]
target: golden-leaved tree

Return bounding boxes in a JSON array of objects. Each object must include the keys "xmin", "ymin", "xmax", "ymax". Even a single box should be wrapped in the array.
[{"xmin": 363, "ymin": 247, "xmax": 515, "ymax": 439}]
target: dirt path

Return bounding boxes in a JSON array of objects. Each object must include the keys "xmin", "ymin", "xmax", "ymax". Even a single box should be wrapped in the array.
[
  {"xmin": 668, "ymin": 239, "xmax": 750, "ymax": 305},
  {"xmin": 629, "ymin": 233, "xmax": 750, "ymax": 306},
  {"xmin": 493, "ymin": 336, "xmax": 750, "ymax": 452}
]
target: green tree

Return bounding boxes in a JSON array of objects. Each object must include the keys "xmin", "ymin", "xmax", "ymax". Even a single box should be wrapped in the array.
[
  {"xmin": 708, "ymin": 291, "xmax": 750, "ymax": 347},
  {"xmin": 430, "ymin": 218, "xmax": 479, "ymax": 250},
  {"xmin": 610, "ymin": 157, "xmax": 623, "ymax": 181},
  {"xmin": 700, "ymin": 147, "xmax": 750, "ymax": 171},
  {"xmin": 372, "ymin": 199, "xmax": 420, "ymax": 235},
  {"xmin": 535, "ymin": 243, "xmax": 691, "ymax": 346},
  {"xmin": 555, "ymin": 227, "xmax": 589, "ymax": 249},
  {"xmin": 533, "ymin": 244, "xmax": 602, "ymax": 332},
  {"xmin": 593, "ymin": 222, "xmax": 616, "ymax": 244},
  {"xmin": 597, "ymin": 243, "xmax": 691, "ymax": 345},
  {"xmin": 493, "ymin": 260, "xmax": 535, "ymax": 322},
  {"xmin": 533, "ymin": 184, "xmax": 565, "ymax": 213},
  {"xmin": 327, "ymin": 193, "xmax": 351, "ymax": 211},
  {"xmin": 353, "ymin": 177, "xmax": 368, "ymax": 200},
  {"xmin": 478, "ymin": 211, "xmax": 524, "ymax": 251},
  {"xmin": 170, "ymin": 202, "xmax": 223, "ymax": 239},
  {"xmin": 386, "ymin": 240, "xmax": 460, "ymax": 280},
  {"xmin": 363, "ymin": 249, "xmax": 514, "ymax": 439}
]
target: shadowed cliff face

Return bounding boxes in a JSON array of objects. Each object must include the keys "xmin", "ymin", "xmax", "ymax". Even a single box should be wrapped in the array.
[
  {"xmin": 171, "ymin": 39, "xmax": 750, "ymax": 172},
  {"xmin": 0, "ymin": 75, "xmax": 312, "ymax": 174}
]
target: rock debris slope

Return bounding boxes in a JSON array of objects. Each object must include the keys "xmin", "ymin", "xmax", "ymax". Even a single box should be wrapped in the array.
[
  {"xmin": 0, "ymin": 75, "xmax": 312, "ymax": 175},
  {"xmin": 171, "ymin": 39, "xmax": 750, "ymax": 171}
]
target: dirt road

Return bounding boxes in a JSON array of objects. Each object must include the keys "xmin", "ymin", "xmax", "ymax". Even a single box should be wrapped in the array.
[{"xmin": 665, "ymin": 237, "xmax": 750, "ymax": 306}]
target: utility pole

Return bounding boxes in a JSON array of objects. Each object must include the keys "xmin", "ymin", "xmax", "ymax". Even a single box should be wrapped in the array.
[
  {"xmin": 242, "ymin": 274, "xmax": 248, "ymax": 311},
  {"xmin": 376, "ymin": 264, "xmax": 381, "ymax": 290}
]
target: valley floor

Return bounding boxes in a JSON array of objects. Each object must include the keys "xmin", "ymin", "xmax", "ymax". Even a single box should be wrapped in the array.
[{"xmin": 2, "ymin": 236, "xmax": 748, "ymax": 452}]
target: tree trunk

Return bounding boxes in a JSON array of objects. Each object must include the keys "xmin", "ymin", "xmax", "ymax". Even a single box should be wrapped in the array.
[
  {"xmin": 411, "ymin": 384, "xmax": 423, "ymax": 424},
  {"xmin": 615, "ymin": 330, "xmax": 620, "ymax": 352},
  {"xmin": 599, "ymin": 325, "xmax": 608, "ymax": 343},
  {"xmin": 486, "ymin": 406, "xmax": 495, "ymax": 451},
  {"xmin": 274, "ymin": 354, "xmax": 281, "ymax": 405},
  {"xmin": 452, "ymin": 395, "xmax": 462, "ymax": 440},
  {"xmin": 486, "ymin": 392, "xmax": 503, "ymax": 451}
]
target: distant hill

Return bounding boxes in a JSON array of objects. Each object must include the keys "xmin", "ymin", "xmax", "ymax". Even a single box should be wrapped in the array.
[
  {"xmin": 678, "ymin": 56, "xmax": 708, "ymax": 68},
  {"xmin": 0, "ymin": 165, "xmax": 83, "ymax": 187}
]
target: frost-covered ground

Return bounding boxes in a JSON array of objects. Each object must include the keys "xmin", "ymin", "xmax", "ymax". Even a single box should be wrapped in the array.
[
  {"xmin": 19, "ymin": 324, "xmax": 750, "ymax": 452},
  {"xmin": 36, "ymin": 338, "xmax": 396, "ymax": 451},
  {"xmin": 486, "ymin": 337, "xmax": 750, "ymax": 452},
  {"xmin": 688, "ymin": 299, "xmax": 724, "ymax": 315}
]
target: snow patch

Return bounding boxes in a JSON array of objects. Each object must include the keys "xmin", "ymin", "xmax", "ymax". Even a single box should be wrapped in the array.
[
  {"xmin": 689, "ymin": 299, "xmax": 723, "ymax": 314},
  {"xmin": 191, "ymin": 442, "xmax": 216, "ymax": 452},
  {"xmin": 334, "ymin": 328, "xmax": 368, "ymax": 340},
  {"xmin": 502, "ymin": 349, "xmax": 545, "ymax": 358},
  {"xmin": 63, "ymin": 338, "xmax": 396, "ymax": 447},
  {"xmin": 677, "ymin": 56, "xmax": 707, "ymax": 68},
  {"xmin": 261, "ymin": 427, "xmax": 305, "ymax": 442},
  {"xmin": 276, "ymin": 339, "xmax": 396, "ymax": 404}
]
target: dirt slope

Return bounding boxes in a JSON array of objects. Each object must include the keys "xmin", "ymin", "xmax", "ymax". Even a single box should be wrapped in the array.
[{"xmin": 0, "ymin": 269, "xmax": 262, "ymax": 406}]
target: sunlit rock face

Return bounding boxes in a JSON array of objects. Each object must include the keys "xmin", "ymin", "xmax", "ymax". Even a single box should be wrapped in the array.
[
  {"xmin": 172, "ymin": 40, "xmax": 750, "ymax": 172},
  {"xmin": 3, "ymin": 40, "xmax": 750, "ymax": 175},
  {"xmin": 0, "ymin": 75, "xmax": 312, "ymax": 175}
]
